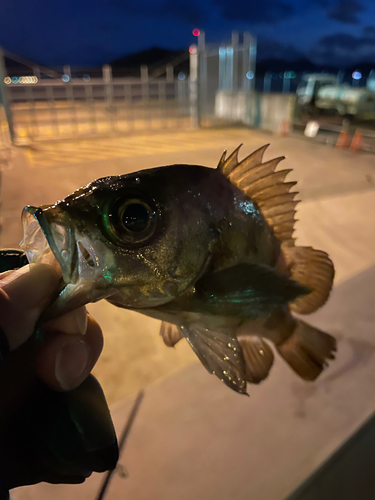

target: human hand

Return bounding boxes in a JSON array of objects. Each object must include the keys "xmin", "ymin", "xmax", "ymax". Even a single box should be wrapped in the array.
[
  {"xmin": 0, "ymin": 262, "xmax": 118, "ymax": 493},
  {"xmin": 0, "ymin": 263, "xmax": 103, "ymax": 391}
]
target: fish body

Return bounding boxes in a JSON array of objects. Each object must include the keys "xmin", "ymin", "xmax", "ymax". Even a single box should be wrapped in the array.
[{"xmin": 21, "ymin": 145, "xmax": 336, "ymax": 394}]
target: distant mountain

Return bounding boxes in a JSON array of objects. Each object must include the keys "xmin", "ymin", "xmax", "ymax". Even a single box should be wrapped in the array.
[
  {"xmin": 256, "ymin": 57, "xmax": 342, "ymax": 75},
  {"xmin": 256, "ymin": 57, "xmax": 375, "ymax": 77},
  {"xmin": 111, "ymin": 47, "xmax": 182, "ymax": 67},
  {"xmin": 111, "ymin": 47, "xmax": 189, "ymax": 77},
  {"xmin": 257, "ymin": 39, "xmax": 305, "ymax": 63},
  {"xmin": 344, "ymin": 62, "xmax": 375, "ymax": 75},
  {"xmin": 5, "ymin": 45, "xmax": 375, "ymax": 81}
]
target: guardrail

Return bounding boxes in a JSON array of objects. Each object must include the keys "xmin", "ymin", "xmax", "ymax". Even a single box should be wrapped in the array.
[{"xmin": 4, "ymin": 65, "xmax": 190, "ymax": 143}]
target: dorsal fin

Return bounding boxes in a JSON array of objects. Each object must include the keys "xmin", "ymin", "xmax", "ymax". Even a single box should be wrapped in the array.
[
  {"xmin": 220, "ymin": 145, "xmax": 298, "ymax": 243},
  {"xmin": 217, "ymin": 149, "xmax": 227, "ymax": 170},
  {"xmin": 219, "ymin": 145, "xmax": 335, "ymax": 313},
  {"xmin": 228, "ymin": 144, "xmax": 270, "ymax": 181},
  {"xmin": 218, "ymin": 144, "xmax": 243, "ymax": 176}
]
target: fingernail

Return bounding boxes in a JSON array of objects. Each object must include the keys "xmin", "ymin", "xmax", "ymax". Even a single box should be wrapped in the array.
[
  {"xmin": 55, "ymin": 340, "xmax": 91, "ymax": 390},
  {"xmin": 45, "ymin": 307, "xmax": 88, "ymax": 335}
]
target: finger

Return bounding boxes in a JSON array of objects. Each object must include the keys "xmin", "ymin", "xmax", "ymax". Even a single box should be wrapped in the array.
[
  {"xmin": 44, "ymin": 306, "xmax": 88, "ymax": 336},
  {"xmin": 0, "ymin": 270, "xmax": 16, "ymax": 282},
  {"xmin": 0, "ymin": 264, "xmax": 60, "ymax": 350},
  {"xmin": 36, "ymin": 314, "xmax": 103, "ymax": 391}
]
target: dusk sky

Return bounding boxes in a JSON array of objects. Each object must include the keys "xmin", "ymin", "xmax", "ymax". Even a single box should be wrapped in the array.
[{"xmin": 0, "ymin": 0, "xmax": 375, "ymax": 67}]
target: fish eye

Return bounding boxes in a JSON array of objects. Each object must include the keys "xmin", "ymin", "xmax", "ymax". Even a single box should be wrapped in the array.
[
  {"xmin": 104, "ymin": 196, "xmax": 158, "ymax": 245},
  {"xmin": 120, "ymin": 200, "xmax": 151, "ymax": 232}
]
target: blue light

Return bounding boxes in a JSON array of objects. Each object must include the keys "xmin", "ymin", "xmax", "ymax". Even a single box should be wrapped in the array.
[
  {"xmin": 219, "ymin": 47, "xmax": 226, "ymax": 56},
  {"xmin": 82, "ymin": 74, "xmax": 90, "ymax": 82},
  {"xmin": 178, "ymin": 72, "xmax": 186, "ymax": 81},
  {"xmin": 246, "ymin": 71, "xmax": 254, "ymax": 80},
  {"xmin": 62, "ymin": 74, "xmax": 70, "ymax": 82},
  {"xmin": 352, "ymin": 71, "xmax": 362, "ymax": 80},
  {"xmin": 11, "ymin": 77, "xmax": 19, "ymax": 83}
]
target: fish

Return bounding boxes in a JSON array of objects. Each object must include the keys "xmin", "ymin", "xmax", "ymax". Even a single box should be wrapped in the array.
[{"xmin": 20, "ymin": 144, "xmax": 336, "ymax": 394}]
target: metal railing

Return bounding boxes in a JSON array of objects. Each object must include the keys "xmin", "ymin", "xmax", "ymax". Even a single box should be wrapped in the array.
[{"xmin": 5, "ymin": 65, "xmax": 190, "ymax": 143}]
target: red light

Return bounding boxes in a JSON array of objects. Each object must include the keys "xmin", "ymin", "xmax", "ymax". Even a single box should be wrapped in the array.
[
  {"xmin": 189, "ymin": 45, "xmax": 197, "ymax": 54},
  {"xmin": 192, "ymin": 29, "xmax": 200, "ymax": 37}
]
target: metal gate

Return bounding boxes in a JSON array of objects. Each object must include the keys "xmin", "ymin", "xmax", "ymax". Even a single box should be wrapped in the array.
[{"xmin": 190, "ymin": 31, "xmax": 257, "ymax": 128}]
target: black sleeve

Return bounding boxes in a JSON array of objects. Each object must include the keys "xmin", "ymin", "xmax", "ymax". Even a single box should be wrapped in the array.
[{"xmin": 0, "ymin": 250, "xmax": 29, "ymax": 273}]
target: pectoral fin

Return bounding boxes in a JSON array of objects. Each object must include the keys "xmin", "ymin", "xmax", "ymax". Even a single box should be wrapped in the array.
[
  {"xmin": 160, "ymin": 321, "xmax": 183, "ymax": 347},
  {"xmin": 237, "ymin": 335, "xmax": 274, "ymax": 384},
  {"xmin": 180, "ymin": 322, "xmax": 247, "ymax": 394},
  {"xmin": 192, "ymin": 263, "xmax": 309, "ymax": 319}
]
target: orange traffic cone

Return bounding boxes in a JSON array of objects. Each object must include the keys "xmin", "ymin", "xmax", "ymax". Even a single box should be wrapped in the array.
[
  {"xmin": 278, "ymin": 120, "xmax": 290, "ymax": 137},
  {"xmin": 336, "ymin": 129, "xmax": 350, "ymax": 149},
  {"xmin": 350, "ymin": 129, "xmax": 363, "ymax": 152}
]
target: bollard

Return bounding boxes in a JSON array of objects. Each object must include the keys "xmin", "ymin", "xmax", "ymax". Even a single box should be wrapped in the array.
[
  {"xmin": 278, "ymin": 119, "xmax": 290, "ymax": 137},
  {"xmin": 304, "ymin": 121, "xmax": 319, "ymax": 138},
  {"xmin": 350, "ymin": 129, "xmax": 363, "ymax": 152},
  {"xmin": 336, "ymin": 129, "xmax": 350, "ymax": 149}
]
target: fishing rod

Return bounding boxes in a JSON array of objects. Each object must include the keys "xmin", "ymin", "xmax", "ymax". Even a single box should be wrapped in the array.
[{"xmin": 95, "ymin": 390, "xmax": 145, "ymax": 500}]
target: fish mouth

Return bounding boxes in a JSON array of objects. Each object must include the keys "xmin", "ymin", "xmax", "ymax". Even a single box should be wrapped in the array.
[
  {"xmin": 21, "ymin": 206, "xmax": 78, "ymax": 284},
  {"xmin": 21, "ymin": 206, "xmax": 111, "ymax": 320}
]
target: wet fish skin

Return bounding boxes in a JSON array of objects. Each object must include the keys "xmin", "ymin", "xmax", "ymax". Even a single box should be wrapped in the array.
[
  {"xmin": 21, "ymin": 146, "xmax": 335, "ymax": 394},
  {"xmin": 24, "ymin": 165, "xmax": 280, "ymax": 315}
]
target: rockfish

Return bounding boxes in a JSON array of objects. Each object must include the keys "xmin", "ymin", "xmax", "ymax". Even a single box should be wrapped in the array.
[{"xmin": 21, "ymin": 145, "xmax": 336, "ymax": 394}]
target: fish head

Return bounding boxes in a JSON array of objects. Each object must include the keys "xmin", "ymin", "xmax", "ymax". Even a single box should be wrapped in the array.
[{"xmin": 21, "ymin": 166, "xmax": 220, "ymax": 319}]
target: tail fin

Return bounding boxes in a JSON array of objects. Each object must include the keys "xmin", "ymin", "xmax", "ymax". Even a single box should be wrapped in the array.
[
  {"xmin": 276, "ymin": 319, "xmax": 337, "ymax": 381},
  {"xmin": 281, "ymin": 244, "xmax": 334, "ymax": 314}
]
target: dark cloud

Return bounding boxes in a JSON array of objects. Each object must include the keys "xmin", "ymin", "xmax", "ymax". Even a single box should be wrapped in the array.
[
  {"xmin": 109, "ymin": 0, "xmax": 207, "ymax": 25},
  {"xmin": 213, "ymin": 0, "xmax": 294, "ymax": 23},
  {"xmin": 363, "ymin": 25, "xmax": 375, "ymax": 38},
  {"xmin": 328, "ymin": 0, "xmax": 364, "ymax": 23},
  {"xmin": 313, "ymin": 0, "xmax": 365, "ymax": 23},
  {"xmin": 311, "ymin": 31, "xmax": 375, "ymax": 66},
  {"xmin": 313, "ymin": 0, "xmax": 331, "ymax": 6}
]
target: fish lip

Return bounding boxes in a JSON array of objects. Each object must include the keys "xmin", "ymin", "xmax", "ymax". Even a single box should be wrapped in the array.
[{"xmin": 22, "ymin": 205, "xmax": 78, "ymax": 284}]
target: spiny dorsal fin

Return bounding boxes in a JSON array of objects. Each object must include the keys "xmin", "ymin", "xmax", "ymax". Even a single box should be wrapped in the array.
[
  {"xmin": 218, "ymin": 145, "xmax": 335, "ymax": 314},
  {"xmin": 219, "ymin": 144, "xmax": 243, "ymax": 176},
  {"xmin": 219, "ymin": 145, "xmax": 298, "ymax": 243},
  {"xmin": 228, "ymin": 144, "xmax": 271, "ymax": 183},
  {"xmin": 232, "ymin": 156, "xmax": 285, "ymax": 186},
  {"xmin": 217, "ymin": 149, "xmax": 227, "ymax": 170}
]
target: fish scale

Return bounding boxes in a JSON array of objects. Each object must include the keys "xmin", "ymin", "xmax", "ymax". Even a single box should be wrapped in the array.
[{"xmin": 20, "ymin": 145, "xmax": 336, "ymax": 394}]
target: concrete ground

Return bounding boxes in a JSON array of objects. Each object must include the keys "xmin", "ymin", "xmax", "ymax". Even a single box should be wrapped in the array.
[{"xmin": 1, "ymin": 127, "xmax": 375, "ymax": 499}]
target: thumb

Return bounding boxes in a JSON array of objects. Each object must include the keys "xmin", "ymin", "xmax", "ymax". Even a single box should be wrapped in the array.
[{"xmin": 0, "ymin": 264, "xmax": 60, "ymax": 350}]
